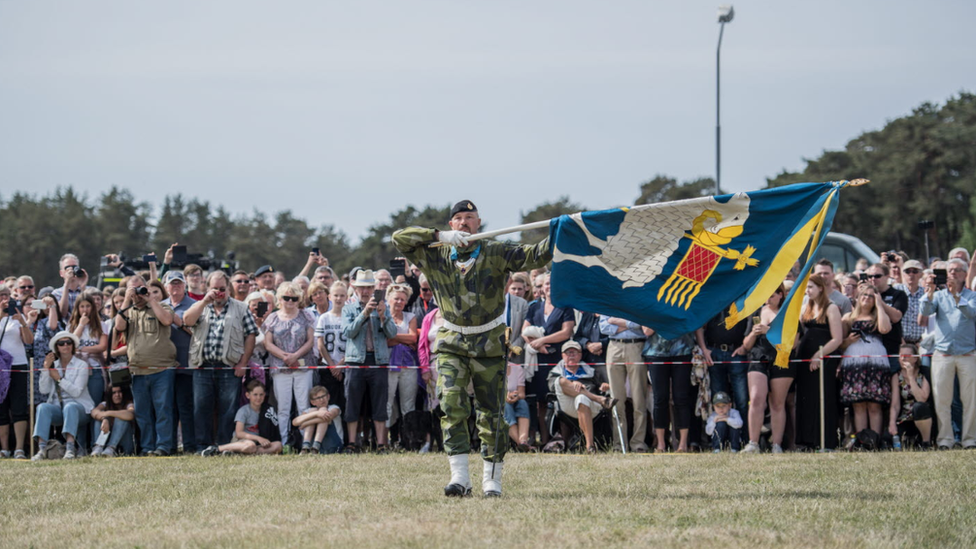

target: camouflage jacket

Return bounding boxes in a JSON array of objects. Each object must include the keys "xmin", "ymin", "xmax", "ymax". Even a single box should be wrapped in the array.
[{"xmin": 392, "ymin": 227, "xmax": 553, "ymax": 358}]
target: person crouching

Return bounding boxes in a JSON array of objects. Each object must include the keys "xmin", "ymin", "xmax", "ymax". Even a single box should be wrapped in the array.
[{"xmin": 705, "ymin": 391, "xmax": 743, "ymax": 453}]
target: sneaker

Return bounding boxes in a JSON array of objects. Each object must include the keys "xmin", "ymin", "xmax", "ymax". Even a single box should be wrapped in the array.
[
  {"xmin": 713, "ymin": 448, "xmax": 722, "ymax": 454},
  {"xmin": 741, "ymin": 442, "xmax": 760, "ymax": 454},
  {"xmin": 419, "ymin": 441, "xmax": 432, "ymax": 454},
  {"xmin": 102, "ymin": 447, "xmax": 117, "ymax": 458},
  {"xmin": 91, "ymin": 445, "xmax": 105, "ymax": 457},
  {"xmin": 730, "ymin": 449, "xmax": 739, "ymax": 454},
  {"xmin": 13, "ymin": 449, "xmax": 27, "ymax": 460},
  {"xmin": 200, "ymin": 445, "xmax": 220, "ymax": 457},
  {"xmin": 151, "ymin": 448, "xmax": 170, "ymax": 457},
  {"xmin": 64, "ymin": 445, "xmax": 77, "ymax": 460},
  {"xmin": 221, "ymin": 450, "xmax": 234, "ymax": 457},
  {"xmin": 31, "ymin": 449, "xmax": 46, "ymax": 462},
  {"xmin": 771, "ymin": 444, "xmax": 784, "ymax": 454}
]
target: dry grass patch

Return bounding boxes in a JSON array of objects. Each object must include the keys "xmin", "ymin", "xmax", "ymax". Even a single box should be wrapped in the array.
[{"xmin": 2, "ymin": 452, "xmax": 975, "ymax": 548}]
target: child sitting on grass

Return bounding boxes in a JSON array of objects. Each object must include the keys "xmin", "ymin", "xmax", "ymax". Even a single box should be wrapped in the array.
[
  {"xmin": 201, "ymin": 379, "xmax": 282, "ymax": 456},
  {"xmin": 705, "ymin": 392, "xmax": 743, "ymax": 453},
  {"xmin": 293, "ymin": 385, "xmax": 343, "ymax": 454}
]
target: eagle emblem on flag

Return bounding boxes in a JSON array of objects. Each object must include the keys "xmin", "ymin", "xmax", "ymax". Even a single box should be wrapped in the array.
[{"xmin": 553, "ymin": 192, "xmax": 758, "ymax": 309}]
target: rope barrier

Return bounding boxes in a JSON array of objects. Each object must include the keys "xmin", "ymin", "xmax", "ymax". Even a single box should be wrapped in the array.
[{"xmin": 6, "ymin": 353, "xmax": 934, "ymax": 372}]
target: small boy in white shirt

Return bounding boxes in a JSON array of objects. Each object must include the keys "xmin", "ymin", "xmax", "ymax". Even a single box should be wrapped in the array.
[
  {"xmin": 705, "ymin": 392, "xmax": 743, "ymax": 453},
  {"xmin": 293, "ymin": 385, "xmax": 343, "ymax": 454}
]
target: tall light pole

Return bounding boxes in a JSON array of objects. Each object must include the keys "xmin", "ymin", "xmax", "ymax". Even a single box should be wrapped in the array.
[{"xmin": 716, "ymin": 5, "xmax": 734, "ymax": 196}]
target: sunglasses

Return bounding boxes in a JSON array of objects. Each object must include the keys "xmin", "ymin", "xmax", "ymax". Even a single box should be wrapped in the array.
[
  {"xmin": 420, "ymin": 287, "xmax": 432, "ymax": 293},
  {"xmin": 233, "ymin": 280, "xmax": 250, "ymax": 284},
  {"xmin": 19, "ymin": 285, "xmax": 34, "ymax": 290},
  {"xmin": 904, "ymin": 269, "xmax": 921, "ymax": 274},
  {"xmin": 56, "ymin": 340, "xmax": 73, "ymax": 347},
  {"xmin": 282, "ymin": 296, "xmax": 300, "ymax": 302},
  {"xmin": 866, "ymin": 274, "xmax": 885, "ymax": 279}
]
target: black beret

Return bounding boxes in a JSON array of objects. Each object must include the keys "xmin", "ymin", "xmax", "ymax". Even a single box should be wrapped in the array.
[{"xmin": 450, "ymin": 200, "xmax": 478, "ymax": 219}]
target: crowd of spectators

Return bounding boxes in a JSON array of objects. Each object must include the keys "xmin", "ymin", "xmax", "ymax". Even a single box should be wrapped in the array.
[{"xmin": 1, "ymin": 243, "xmax": 975, "ymax": 461}]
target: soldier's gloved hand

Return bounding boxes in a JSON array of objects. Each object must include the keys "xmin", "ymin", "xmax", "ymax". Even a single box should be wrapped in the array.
[{"xmin": 437, "ymin": 230, "xmax": 471, "ymax": 247}]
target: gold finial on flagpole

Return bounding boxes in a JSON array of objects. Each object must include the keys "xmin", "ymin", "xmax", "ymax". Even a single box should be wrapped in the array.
[{"xmin": 846, "ymin": 178, "xmax": 869, "ymax": 186}]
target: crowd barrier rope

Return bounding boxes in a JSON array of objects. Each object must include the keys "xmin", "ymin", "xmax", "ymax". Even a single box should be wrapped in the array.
[{"xmin": 8, "ymin": 352, "xmax": 934, "ymax": 373}]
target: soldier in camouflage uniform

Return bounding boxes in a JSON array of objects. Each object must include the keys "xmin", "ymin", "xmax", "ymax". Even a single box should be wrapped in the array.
[{"xmin": 392, "ymin": 200, "xmax": 552, "ymax": 497}]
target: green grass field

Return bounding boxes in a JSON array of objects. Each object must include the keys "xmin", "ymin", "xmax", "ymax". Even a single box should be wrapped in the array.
[{"xmin": 2, "ymin": 451, "xmax": 975, "ymax": 548}]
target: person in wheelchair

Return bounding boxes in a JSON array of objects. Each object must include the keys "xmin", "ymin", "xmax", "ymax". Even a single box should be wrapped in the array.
[{"xmin": 546, "ymin": 341, "xmax": 617, "ymax": 453}]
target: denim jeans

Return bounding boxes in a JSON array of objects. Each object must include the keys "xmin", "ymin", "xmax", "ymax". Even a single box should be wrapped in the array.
[
  {"xmin": 504, "ymin": 399, "xmax": 530, "ymax": 427},
  {"xmin": 172, "ymin": 371, "xmax": 196, "ymax": 453},
  {"xmin": 83, "ymin": 368, "xmax": 106, "ymax": 449},
  {"xmin": 132, "ymin": 368, "xmax": 176, "ymax": 453},
  {"xmin": 106, "ymin": 418, "xmax": 135, "ymax": 454},
  {"xmin": 193, "ymin": 367, "xmax": 242, "ymax": 447},
  {"xmin": 711, "ymin": 421, "xmax": 742, "ymax": 451},
  {"xmin": 708, "ymin": 347, "xmax": 750, "ymax": 438},
  {"xmin": 33, "ymin": 402, "xmax": 91, "ymax": 442}
]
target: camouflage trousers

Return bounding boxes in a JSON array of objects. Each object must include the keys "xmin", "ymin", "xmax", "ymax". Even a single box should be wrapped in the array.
[{"xmin": 436, "ymin": 353, "xmax": 507, "ymax": 463}]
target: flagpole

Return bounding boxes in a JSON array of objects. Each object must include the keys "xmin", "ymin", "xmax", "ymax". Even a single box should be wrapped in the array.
[{"xmin": 428, "ymin": 219, "xmax": 552, "ymax": 248}]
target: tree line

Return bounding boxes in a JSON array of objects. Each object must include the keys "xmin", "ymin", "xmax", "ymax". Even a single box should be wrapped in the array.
[{"xmin": 2, "ymin": 93, "xmax": 973, "ymax": 288}]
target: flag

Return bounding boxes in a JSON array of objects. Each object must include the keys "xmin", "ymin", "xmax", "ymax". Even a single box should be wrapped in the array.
[{"xmin": 548, "ymin": 180, "xmax": 859, "ymax": 368}]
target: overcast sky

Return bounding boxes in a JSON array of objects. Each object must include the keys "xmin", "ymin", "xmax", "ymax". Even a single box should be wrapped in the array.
[{"xmin": 2, "ymin": 1, "xmax": 974, "ymax": 243}]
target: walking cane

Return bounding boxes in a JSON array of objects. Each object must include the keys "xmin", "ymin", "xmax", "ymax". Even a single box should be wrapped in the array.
[
  {"xmin": 819, "ymin": 345, "xmax": 825, "ymax": 452},
  {"xmin": 611, "ymin": 406, "xmax": 627, "ymax": 455}
]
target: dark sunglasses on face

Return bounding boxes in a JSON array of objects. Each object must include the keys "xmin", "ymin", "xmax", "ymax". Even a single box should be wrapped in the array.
[
  {"xmin": 866, "ymin": 274, "xmax": 885, "ymax": 279},
  {"xmin": 421, "ymin": 287, "xmax": 432, "ymax": 293},
  {"xmin": 282, "ymin": 296, "xmax": 300, "ymax": 302},
  {"xmin": 57, "ymin": 340, "xmax": 73, "ymax": 347},
  {"xmin": 19, "ymin": 285, "xmax": 34, "ymax": 290},
  {"xmin": 233, "ymin": 280, "xmax": 249, "ymax": 284}
]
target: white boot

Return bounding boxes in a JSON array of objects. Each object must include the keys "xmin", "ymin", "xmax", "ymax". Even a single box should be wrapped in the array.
[
  {"xmin": 444, "ymin": 454, "xmax": 472, "ymax": 497},
  {"xmin": 482, "ymin": 460, "xmax": 503, "ymax": 497}
]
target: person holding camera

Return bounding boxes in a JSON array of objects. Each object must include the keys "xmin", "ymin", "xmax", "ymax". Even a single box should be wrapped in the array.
[
  {"xmin": 53, "ymin": 253, "xmax": 95, "ymax": 319},
  {"xmin": 114, "ymin": 275, "xmax": 179, "ymax": 456},
  {"xmin": 839, "ymin": 284, "xmax": 893, "ymax": 445},
  {"xmin": 341, "ymin": 269, "xmax": 398, "ymax": 453},
  {"xmin": 32, "ymin": 331, "xmax": 95, "ymax": 460},
  {"xmin": 0, "ymin": 285, "xmax": 35, "ymax": 459},
  {"xmin": 162, "ymin": 271, "xmax": 198, "ymax": 454},
  {"xmin": 866, "ymin": 262, "xmax": 908, "ymax": 374},
  {"xmin": 184, "ymin": 271, "xmax": 258, "ymax": 451},
  {"xmin": 920, "ymin": 258, "xmax": 976, "ymax": 449}
]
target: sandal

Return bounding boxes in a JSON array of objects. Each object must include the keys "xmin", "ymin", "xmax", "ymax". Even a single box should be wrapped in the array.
[
  {"xmin": 602, "ymin": 397, "xmax": 618, "ymax": 410},
  {"xmin": 343, "ymin": 444, "xmax": 358, "ymax": 454}
]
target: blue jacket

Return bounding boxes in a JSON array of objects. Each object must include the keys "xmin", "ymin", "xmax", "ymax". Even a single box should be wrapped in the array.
[{"xmin": 341, "ymin": 300, "xmax": 398, "ymax": 364}]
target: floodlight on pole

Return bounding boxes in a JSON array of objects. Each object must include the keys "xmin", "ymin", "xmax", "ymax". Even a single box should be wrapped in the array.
[{"xmin": 715, "ymin": 4, "xmax": 734, "ymax": 196}]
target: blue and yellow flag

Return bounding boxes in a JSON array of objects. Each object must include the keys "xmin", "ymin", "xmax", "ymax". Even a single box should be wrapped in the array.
[{"xmin": 549, "ymin": 180, "xmax": 861, "ymax": 367}]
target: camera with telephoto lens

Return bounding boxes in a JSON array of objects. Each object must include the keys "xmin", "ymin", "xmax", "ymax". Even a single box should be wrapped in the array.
[
  {"xmin": 135, "ymin": 287, "xmax": 149, "ymax": 296},
  {"xmin": 66, "ymin": 265, "xmax": 86, "ymax": 278},
  {"xmin": 4, "ymin": 301, "xmax": 19, "ymax": 316}
]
